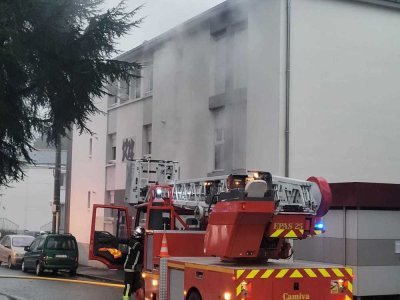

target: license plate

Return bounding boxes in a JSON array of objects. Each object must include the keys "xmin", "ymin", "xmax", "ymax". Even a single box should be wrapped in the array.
[{"xmin": 55, "ymin": 255, "xmax": 67, "ymax": 258}]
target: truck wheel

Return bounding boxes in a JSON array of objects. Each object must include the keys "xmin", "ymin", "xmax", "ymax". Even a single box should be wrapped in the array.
[{"xmin": 187, "ymin": 291, "xmax": 202, "ymax": 300}]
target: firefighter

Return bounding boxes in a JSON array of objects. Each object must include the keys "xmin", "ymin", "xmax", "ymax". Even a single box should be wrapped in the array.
[{"xmin": 122, "ymin": 226, "xmax": 145, "ymax": 300}]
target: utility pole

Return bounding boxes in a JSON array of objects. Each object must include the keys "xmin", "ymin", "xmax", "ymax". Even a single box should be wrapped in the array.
[{"xmin": 52, "ymin": 136, "xmax": 61, "ymax": 234}]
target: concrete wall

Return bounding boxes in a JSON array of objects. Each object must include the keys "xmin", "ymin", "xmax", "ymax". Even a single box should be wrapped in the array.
[
  {"xmin": 151, "ymin": 29, "xmax": 214, "ymax": 179},
  {"xmin": 69, "ymin": 98, "xmax": 108, "ymax": 266},
  {"xmin": 246, "ymin": 0, "xmax": 286, "ymax": 175},
  {"xmin": 294, "ymin": 209, "xmax": 400, "ymax": 296},
  {"xmin": 289, "ymin": 0, "xmax": 400, "ymax": 183}
]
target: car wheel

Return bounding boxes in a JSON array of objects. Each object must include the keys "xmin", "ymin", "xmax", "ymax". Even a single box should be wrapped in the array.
[
  {"xmin": 21, "ymin": 260, "xmax": 27, "ymax": 272},
  {"xmin": 35, "ymin": 262, "xmax": 43, "ymax": 276},
  {"xmin": 69, "ymin": 268, "xmax": 77, "ymax": 277},
  {"xmin": 7, "ymin": 257, "xmax": 14, "ymax": 269}
]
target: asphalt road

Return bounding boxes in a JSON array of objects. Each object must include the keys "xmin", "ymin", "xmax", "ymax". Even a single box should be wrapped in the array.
[{"xmin": 0, "ymin": 264, "xmax": 124, "ymax": 300}]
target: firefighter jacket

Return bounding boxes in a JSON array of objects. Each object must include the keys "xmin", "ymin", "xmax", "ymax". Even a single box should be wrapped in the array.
[{"xmin": 124, "ymin": 239, "xmax": 144, "ymax": 272}]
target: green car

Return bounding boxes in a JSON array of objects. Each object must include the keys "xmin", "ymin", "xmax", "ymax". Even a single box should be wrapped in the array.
[{"xmin": 22, "ymin": 234, "xmax": 78, "ymax": 276}]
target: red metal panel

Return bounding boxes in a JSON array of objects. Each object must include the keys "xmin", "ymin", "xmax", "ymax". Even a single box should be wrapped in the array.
[
  {"xmin": 308, "ymin": 176, "xmax": 332, "ymax": 217},
  {"xmin": 204, "ymin": 201, "xmax": 274, "ymax": 259},
  {"xmin": 183, "ymin": 266, "xmax": 234, "ymax": 300},
  {"xmin": 150, "ymin": 232, "xmax": 205, "ymax": 268}
]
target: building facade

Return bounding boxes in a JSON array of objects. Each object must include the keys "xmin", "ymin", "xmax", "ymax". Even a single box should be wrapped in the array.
[
  {"xmin": 0, "ymin": 144, "xmax": 67, "ymax": 233},
  {"xmin": 69, "ymin": 0, "xmax": 400, "ymax": 296}
]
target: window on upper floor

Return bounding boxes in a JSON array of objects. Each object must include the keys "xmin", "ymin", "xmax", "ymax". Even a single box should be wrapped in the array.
[
  {"xmin": 142, "ymin": 63, "xmax": 153, "ymax": 97},
  {"xmin": 119, "ymin": 80, "xmax": 130, "ymax": 103},
  {"xmin": 89, "ymin": 138, "xmax": 93, "ymax": 157},
  {"xmin": 211, "ymin": 30, "xmax": 227, "ymax": 96},
  {"xmin": 233, "ymin": 24, "xmax": 248, "ymax": 89},
  {"xmin": 107, "ymin": 133, "xmax": 117, "ymax": 162},
  {"xmin": 213, "ymin": 108, "xmax": 226, "ymax": 171},
  {"xmin": 87, "ymin": 191, "xmax": 91, "ymax": 209},
  {"xmin": 131, "ymin": 77, "xmax": 141, "ymax": 100},
  {"xmin": 142, "ymin": 125, "xmax": 152, "ymax": 155},
  {"xmin": 60, "ymin": 172, "xmax": 66, "ymax": 189},
  {"xmin": 107, "ymin": 82, "xmax": 118, "ymax": 106}
]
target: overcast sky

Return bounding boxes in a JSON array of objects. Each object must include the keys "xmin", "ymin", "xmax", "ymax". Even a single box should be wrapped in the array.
[{"xmin": 104, "ymin": 0, "xmax": 226, "ymax": 53}]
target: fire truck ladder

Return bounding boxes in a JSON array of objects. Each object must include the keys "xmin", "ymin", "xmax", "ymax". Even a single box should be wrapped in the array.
[
  {"xmin": 125, "ymin": 159, "xmax": 321, "ymax": 215},
  {"xmin": 125, "ymin": 158, "xmax": 180, "ymax": 204},
  {"xmin": 172, "ymin": 175, "xmax": 230, "ymax": 208},
  {"xmin": 172, "ymin": 174, "xmax": 320, "ymax": 215}
]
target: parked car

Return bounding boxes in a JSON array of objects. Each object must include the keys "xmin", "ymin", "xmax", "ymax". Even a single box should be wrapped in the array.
[
  {"xmin": 22, "ymin": 233, "xmax": 78, "ymax": 276},
  {"xmin": 0, "ymin": 235, "xmax": 35, "ymax": 269}
]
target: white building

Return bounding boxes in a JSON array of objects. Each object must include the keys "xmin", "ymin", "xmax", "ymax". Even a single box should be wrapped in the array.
[
  {"xmin": 69, "ymin": 0, "xmax": 400, "ymax": 296},
  {"xmin": 0, "ymin": 142, "xmax": 67, "ymax": 233}
]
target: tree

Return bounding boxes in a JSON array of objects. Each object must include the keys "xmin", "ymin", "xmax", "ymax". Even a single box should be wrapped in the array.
[{"xmin": 0, "ymin": 0, "xmax": 142, "ymax": 186}]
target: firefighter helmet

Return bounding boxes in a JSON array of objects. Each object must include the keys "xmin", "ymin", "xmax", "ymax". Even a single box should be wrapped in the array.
[{"xmin": 132, "ymin": 226, "xmax": 145, "ymax": 240}]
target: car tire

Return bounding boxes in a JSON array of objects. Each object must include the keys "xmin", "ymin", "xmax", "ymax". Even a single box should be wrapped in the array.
[
  {"xmin": 21, "ymin": 261, "xmax": 27, "ymax": 272},
  {"xmin": 35, "ymin": 262, "xmax": 43, "ymax": 276},
  {"xmin": 69, "ymin": 268, "xmax": 77, "ymax": 277},
  {"xmin": 7, "ymin": 257, "xmax": 14, "ymax": 269}
]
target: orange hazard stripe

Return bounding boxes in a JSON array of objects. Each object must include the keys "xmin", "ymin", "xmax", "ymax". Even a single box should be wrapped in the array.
[
  {"xmin": 269, "ymin": 229, "xmax": 305, "ymax": 238},
  {"xmin": 236, "ymin": 268, "xmax": 352, "ymax": 280}
]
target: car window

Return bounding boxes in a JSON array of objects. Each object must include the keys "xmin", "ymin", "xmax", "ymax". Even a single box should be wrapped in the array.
[
  {"xmin": 12, "ymin": 236, "xmax": 34, "ymax": 247},
  {"xmin": 37, "ymin": 238, "xmax": 45, "ymax": 250},
  {"xmin": 46, "ymin": 237, "xmax": 76, "ymax": 250},
  {"xmin": 4, "ymin": 237, "xmax": 11, "ymax": 248},
  {"xmin": 0, "ymin": 237, "xmax": 4, "ymax": 245},
  {"xmin": 29, "ymin": 239, "xmax": 39, "ymax": 251}
]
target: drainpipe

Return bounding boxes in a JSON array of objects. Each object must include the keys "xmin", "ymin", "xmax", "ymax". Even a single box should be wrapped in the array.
[{"xmin": 285, "ymin": 0, "xmax": 292, "ymax": 177}]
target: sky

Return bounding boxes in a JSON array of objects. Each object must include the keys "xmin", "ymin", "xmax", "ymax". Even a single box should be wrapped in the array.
[
  {"xmin": 32, "ymin": 2, "xmax": 228, "ymax": 137},
  {"xmin": 104, "ymin": 0, "xmax": 226, "ymax": 53}
]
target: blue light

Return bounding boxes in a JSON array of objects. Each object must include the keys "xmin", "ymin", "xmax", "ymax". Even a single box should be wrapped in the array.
[{"xmin": 315, "ymin": 223, "xmax": 324, "ymax": 230}]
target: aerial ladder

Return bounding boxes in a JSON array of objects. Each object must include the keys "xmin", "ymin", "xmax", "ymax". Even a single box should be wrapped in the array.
[
  {"xmin": 123, "ymin": 159, "xmax": 331, "ymax": 260},
  {"xmin": 89, "ymin": 159, "xmax": 351, "ymax": 300}
]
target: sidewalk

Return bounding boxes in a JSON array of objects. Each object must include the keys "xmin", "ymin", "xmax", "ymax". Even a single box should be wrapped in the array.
[{"xmin": 77, "ymin": 265, "xmax": 124, "ymax": 284}]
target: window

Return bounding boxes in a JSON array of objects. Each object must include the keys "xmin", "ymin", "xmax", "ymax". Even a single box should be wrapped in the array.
[
  {"xmin": 3, "ymin": 236, "xmax": 11, "ymax": 248},
  {"xmin": 46, "ymin": 237, "xmax": 77, "ymax": 250},
  {"xmin": 29, "ymin": 239, "xmax": 39, "ymax": 251},
  {"xmin": 107, "ymin": 82, "xmax": 118, "ymax": 106},
  {"xmin": 12, "ymin": 236, "xmax": 34, "ymax": 247},
  {"xmin": 233, "ymin": 26, "xmax": 247, "ymax": 89},
  {"xmin": 214, "ymin": 109, "xmax": 225, "ymax": 170},
  {"xmin": 142, "ymin": 63, "xmax": 153, "ymax": 96},
  {"xmin": 108, "ymin": 133, "xmax": 117, "ymax": 162},
  {"xmin": 37, "ymin": 238, "xmax": 45, "ymax": 250},
  {"xmin": 60, "ymin": 172, "xmax": 66, "ymax": 189},
  {"xmin": 212, "ymin": 32, "xmax": 227, "ymax": 95},
  {"xmin": 143, "ymin": 125, "xmax": 152, "ymax": 155},
  {"xmin": 119, "ymin": 80, "xmax": 130, "ymax": 103},
  {"xmin": 87, "ymin": 191, "xmax": 91, "ymax": 209},
  {"xmin": 131, "ymin": 77, "xmax": 141, "ymax": 100},
  {"xmin": 89, "ymin": 138, "xmax": 93, "ymax": 157}
]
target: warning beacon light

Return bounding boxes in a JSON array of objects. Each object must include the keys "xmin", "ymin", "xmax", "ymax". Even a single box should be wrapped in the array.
[{"xmin": 314, "ymin": 222, "xmax": 324, "ymax": 230}]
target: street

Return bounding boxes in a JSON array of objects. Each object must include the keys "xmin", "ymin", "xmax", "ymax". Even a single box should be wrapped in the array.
[{"xmin": 0, "ymin": 264, "xmax": 123, "ymax": 300}]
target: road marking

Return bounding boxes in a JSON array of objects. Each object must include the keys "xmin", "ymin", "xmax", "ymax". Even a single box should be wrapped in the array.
[{"xmin": 0, "ymin": 275, "xmax": 124, "ymax": 288}]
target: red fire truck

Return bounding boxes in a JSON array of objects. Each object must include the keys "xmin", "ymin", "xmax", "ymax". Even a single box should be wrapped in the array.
[{"xmin": 89, "ymin": 159, "xmax": 353, "ymax": 300}]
